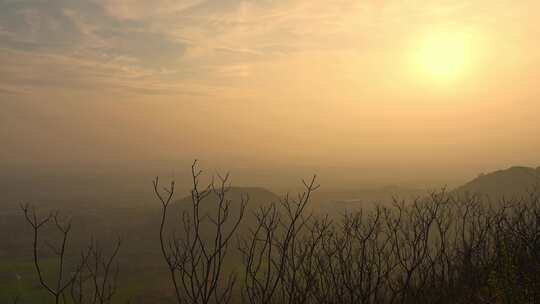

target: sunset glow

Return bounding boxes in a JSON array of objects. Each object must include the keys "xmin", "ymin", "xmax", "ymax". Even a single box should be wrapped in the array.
[
  {"xmin": 2, "ymin": 2, "xmax": 540, "ymax": 301},
  {"xmin": 413, "ymin": 30, "xmax": 474, "ymax": 83},
  {"xmin": 1, "ymin": 0, "xmax": 539, "ymax": 176}
]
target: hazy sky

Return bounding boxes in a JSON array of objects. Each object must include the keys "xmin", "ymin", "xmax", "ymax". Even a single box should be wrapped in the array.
[{"xmin": 1, "ymin": 0, "xmax": 539, "ymax": 185}]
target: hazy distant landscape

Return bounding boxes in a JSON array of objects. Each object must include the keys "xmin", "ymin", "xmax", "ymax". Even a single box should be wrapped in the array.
[
  {"xmin": 1, "ymin": 164, "xmax": 539, "ymax": 303},
  {"xmin": 2, "ymin": 0, "xmax": 540, "ymax": 303}
]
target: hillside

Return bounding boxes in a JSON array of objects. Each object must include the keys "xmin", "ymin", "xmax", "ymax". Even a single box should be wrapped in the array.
[
  {"xmin": 3, "ymin": 168, "xmax": 540, "ymax": 302},
  {"xmin": 454, "ymin": 166, "xmax": 540, "ymax": 199},
  {"xmin": 174, "ymin": 186, "xmax": 280, "ymax": 210},
  {"xmin": 312, "ymin": 185, "xmax": 425, "ymax": 214}
]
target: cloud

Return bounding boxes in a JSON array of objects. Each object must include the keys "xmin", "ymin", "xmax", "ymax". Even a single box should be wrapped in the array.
[
  {"xmin": 0, "ymin": 85, "xmax": 24, "ymax": 96},
  {"xmin": 96, "ymin": 0, "xmax": 204, "ymax": 20},
  {"xmin": 0, "ymin": 0, "xmax": 198, "ymax": 96},
  {"xmin": 0, "ymin": 3, "xmax": 82, "ymax": 51},
  {"xmin": 0, "ymin": 46, "xmax": 244, "ymax": 99},
  {"xmin": 214, "ymin": 64, "xmax": 251, "ymax": 78},
  {"xmin": 1, "ymin": 0, "xmax": 539, "ymax": 100}
]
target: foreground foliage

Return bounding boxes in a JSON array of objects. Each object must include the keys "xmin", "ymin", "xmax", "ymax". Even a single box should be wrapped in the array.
[{"xmin": 17, "ymin": 163, "xmax": 540, "ymax": 303}]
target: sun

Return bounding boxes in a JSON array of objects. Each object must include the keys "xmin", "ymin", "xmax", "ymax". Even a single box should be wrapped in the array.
[{"xmin": 412, "ymin": 30, "xmax": 473, "ymax": 83}]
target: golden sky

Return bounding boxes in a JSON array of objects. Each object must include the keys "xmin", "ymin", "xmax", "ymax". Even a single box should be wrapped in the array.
[{"xmin": 1, "ymin": 0, "xmax": 539, "ymax": 182}]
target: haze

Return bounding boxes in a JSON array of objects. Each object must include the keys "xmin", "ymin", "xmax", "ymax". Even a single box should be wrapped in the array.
[{"xmin": 1, "ymin": 0, "xmax": 539, "ymax": 189}]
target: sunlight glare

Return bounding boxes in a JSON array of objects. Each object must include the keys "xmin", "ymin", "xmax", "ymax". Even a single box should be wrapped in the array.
[{"xmin": 413, "ymin": 30, "xmax": 474, "ymax": 84}]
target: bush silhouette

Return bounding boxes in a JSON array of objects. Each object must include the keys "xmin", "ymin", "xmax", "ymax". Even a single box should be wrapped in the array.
[{"xmin": 19, "ymin": 163, "xmax": 540, "ymax": 303}]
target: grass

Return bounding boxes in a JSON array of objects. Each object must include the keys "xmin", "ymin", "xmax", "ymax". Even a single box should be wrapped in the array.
[
  {"xmin": 0, "ymin": 258, "xmax": 177, "ymax": 303},
  {"xmin": 0, "ymin": 258, "xmax": 57, "ymax": 303}
]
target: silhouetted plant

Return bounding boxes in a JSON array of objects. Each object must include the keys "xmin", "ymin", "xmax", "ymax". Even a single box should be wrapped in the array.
[
  {"xmin": 21, "ymin": 204, "xmax": 83, "ymax": 304},
  {"xmin": 70, "ymin": 238, "xmax": 122, "ymax": 304},
  {"xmin": 18, "ymin": 164, "xmax": 540, "ymax": 304},
  {"xmin": 238, "ymin": 175, "xmax": 320, "ymax": 304},
  {"xmin": 154, "ymin": 160, "xmax": 247, "ymax": 304},
  {"xmin": 21, "ymin": 204, "xmax": 121, "ymax": 304}
]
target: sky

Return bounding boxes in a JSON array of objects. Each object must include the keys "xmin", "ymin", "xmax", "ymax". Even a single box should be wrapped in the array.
[{"xmin": 1, "ymin": 0, "xmax": 539, "ymax": 187}]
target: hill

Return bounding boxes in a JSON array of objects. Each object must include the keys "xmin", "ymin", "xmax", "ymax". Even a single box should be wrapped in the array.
[
  {"xmin": 454, "ymin": 166, "xmax": 540, "ymax": 199},
  {"xmin": 312, "ymin": 185, "xmax": 425, "ymax": 214},
  {"xmin": 174, "ymin": 186, "xmax": 280, "ymax": 210}
]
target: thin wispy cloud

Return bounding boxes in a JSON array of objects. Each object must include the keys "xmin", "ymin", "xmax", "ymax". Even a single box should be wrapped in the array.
[
  {"xmin": 96, "ymin": 0, "xmax": 204, "ymax": 20},
  {"xmin": 1, "ymin": 0, "xmax": 539, "ymax": 98},
  {"xmin": 1, "ymin": 0, "xmax": 539, "ymax": 172}
]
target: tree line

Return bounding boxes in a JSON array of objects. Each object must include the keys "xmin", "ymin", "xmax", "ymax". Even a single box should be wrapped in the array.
[{"xmin": 18, "ymin": 161, "xmax": 540, "ymax": 303}]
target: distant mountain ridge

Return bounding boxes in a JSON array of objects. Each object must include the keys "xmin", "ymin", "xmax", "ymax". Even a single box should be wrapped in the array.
[
  {"xmin": 454, "ymin": 166, "xmax": 540, "ymax": 199},
  {"xmin": 169, "ymin": 166, "xmax": 540, "ymax": 212},
  {"xmin": 174, "ymin": 186, "xmax": 280, "ymax": 209},
  {"xmin": 170, "ymin": 186, "xmax": 280, "ymax": 221}
]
